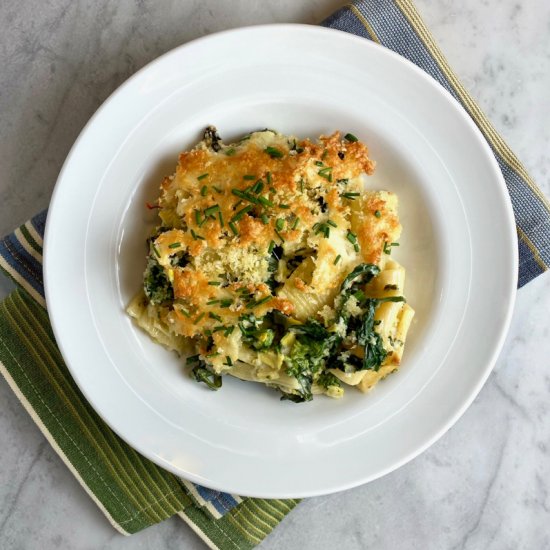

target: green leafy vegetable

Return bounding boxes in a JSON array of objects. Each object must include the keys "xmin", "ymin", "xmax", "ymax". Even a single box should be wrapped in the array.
[
  {"xmin": 265, "ymin": 146, "xmax": 284, "ymax": 159},
  {"xmin": 143, "ymin": 257, "xmax": 173, "ymax": 305},
  {"xmin": 192, "ymin": 364, "xmax": 222, "ymax": 390}
]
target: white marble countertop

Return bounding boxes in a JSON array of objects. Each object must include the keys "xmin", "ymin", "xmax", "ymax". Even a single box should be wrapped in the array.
[{"xmin": 1, "ymin": 1, "xmax": 549, "ymax": 548}]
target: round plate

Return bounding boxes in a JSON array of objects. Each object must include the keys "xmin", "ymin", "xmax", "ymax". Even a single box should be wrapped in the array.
[{"xmin": 44, "ymin": 24, "xmax": 517, "ymax": 498}]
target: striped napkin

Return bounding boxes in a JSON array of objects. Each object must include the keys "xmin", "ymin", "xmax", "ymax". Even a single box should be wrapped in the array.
[{"xmin": 0, "ymin": 2, "xmax": 548, "ymax": 549}]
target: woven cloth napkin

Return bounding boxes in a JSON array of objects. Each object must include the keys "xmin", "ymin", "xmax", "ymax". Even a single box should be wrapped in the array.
[{"xmin": 1, "ymin": 2, "xmax": 549, "ymax": 549}]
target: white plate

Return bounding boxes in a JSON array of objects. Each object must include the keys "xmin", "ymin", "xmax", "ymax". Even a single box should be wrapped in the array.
[{"xmin": 44, "ymin": 24, "xmax": 517, "ymax": 498}]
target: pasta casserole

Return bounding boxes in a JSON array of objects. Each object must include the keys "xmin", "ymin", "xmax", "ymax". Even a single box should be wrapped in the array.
[{"xmin": 128, "ymin": 127, "xmax": 414, "ymax": 402}]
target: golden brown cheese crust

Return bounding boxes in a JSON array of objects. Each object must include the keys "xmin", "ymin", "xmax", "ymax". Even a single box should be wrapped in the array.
[{"xmin": 148, "ymin": 128, "xmax": 400, "ymax": 340}]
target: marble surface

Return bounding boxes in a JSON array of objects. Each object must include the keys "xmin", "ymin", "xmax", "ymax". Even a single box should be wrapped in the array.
[{"xmin": 1, "ymin": 1, "xmax": 549, "ymax": 548}]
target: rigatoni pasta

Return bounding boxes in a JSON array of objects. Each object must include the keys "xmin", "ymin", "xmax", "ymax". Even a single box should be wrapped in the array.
[{"xmin": 128, "ymin": 127, "xmax": 415, "ymax": 402}]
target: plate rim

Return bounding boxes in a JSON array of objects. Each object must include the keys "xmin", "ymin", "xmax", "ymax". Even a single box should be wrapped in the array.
[{"xmin": 44, "ymin": 23, "xmax": 518, "ymax": 497}]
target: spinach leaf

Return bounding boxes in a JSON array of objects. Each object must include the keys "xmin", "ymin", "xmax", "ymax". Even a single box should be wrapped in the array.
[
  {"xmin": 284, "ymin": 321, "xmax": 342, "ymax": 401},
  {"xmin": 238, "ymin": 314, "xmax": 275, "ymax": 351},
  {"xmin": 355, "ymin": 300, "xmax": 387, "ymax": 371},
  {"xmin": 143, "ymin": 256, "xmax": 173, "ymax": 305},
  {"xmin": 279, "ymin": 390, "xmax": 308, "ymax": 403},
  {"xmin": 192, "ymin": 364, "xmax": 222, "ymax": 390},
  {"xmin": 341, "ymin": 263, "xmax": 380, "ymax": 293},
  {"xmin": 316, "ymin": 371, "xmax": 342, "ymax": 390}
]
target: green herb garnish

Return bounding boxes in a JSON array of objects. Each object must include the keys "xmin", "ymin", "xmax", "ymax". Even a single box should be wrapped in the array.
[
  {"xmin": 344, "ymin": 133, "xmax": 358, "ymax": 142},
  {"xmin": 265, "ymin": 146, "xmax": 284, "ymax": 159},
  {"xmin": 341, "ymin": 192, "xmax": 360, "ymax": 200},
  {"xmin": 318, "ymin": 167, "xmax": 333, "ymax": 182},
  {"xmin": 231, "ymin": 204, "xmax": 253, "ymax": 222}
]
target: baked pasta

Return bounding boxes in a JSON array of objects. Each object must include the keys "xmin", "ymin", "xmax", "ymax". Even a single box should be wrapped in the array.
[{"xmin": 128, "ymin": 127, "xmax": 414, "ymax": 402}]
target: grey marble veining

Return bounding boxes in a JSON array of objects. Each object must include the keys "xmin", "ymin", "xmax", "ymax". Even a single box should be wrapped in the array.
[{"xmin": 1, "ymin": 1, "xmax": 550, "ymax": 549}]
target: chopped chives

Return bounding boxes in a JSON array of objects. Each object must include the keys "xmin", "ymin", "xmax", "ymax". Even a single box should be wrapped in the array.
[
  {"xmin": 299, "ymin": 178, "xmax": 305, "ymax": 192},
  {"xmin": 204, "ymin": 204, "xmax": 220, "ymax": 218},
  {"xmin": 346, "ymin": 230, "xmax": 357, "ymax": 244},
  {"xmin": 253, "ymin": 296, "xmax": 272, "ymax": 307},
  {"xmin": 195, "ymin": 209, "xmax": 204, "ymax": 226},
  {"xmin": 213, "ymin": 185, "xmax": 223, "ymax": 193},
  {"xmin": 261, "ymin": 213, "xmax": 269, "ymax": 225},
  {"xmin": 252, "ymin": 180, "xmax": 264, "ymax": 194},
  {"xmin": 314, "ymin": 160, "xmax": 324, "ymax": 167},
  {"xmin": 354, "ymin": 243, "xmax": 360, "ymax": 252},
  {"xmin": 207, "ymin": 299, "xmax": 220, "ymax": 304},
  {"xmin": 279, "ymin": 204, "xmax": 290, "ymax": 209},
  {"xmin": 225, "ymin": 147, "xmax": 236, "ymax": 156},
  {"xmin": 231, "ymin": 189, "xmax": 260, "ymax": 205},
  {"xmin": 224, "ymin": 326, "xmax": 234, "ymax": 336},
  {"xmin": 197, "ymin": 173, "xmax": 208, "ymax": 181},
  {"xmin": 186, "ymin": 354, "xmax": 200, "ymax": 365},
  {"xmin": 374, "ymin": 210, "xmax": 382, "ymax": 218},
  {"xmin": 321, "ymin": 149, "xmax": 328, "ymax": 160},
  {"xmin": 208, "ymin": 281, "xmax": 221, "ymax": 286},
  {"xmin": 344, "ymin": 133, "xmax": 359, "ymax": 142},
  {"xmin": 194, "ymin": 312, "xmax": 205, "ymax": 323},
  {"xmin": 275, "ymin": 218, "xmax": 285, "ymax": 231},
  {"xmin": 314, "ymin": 223, "xmax": 330, "ymax": 238},
  {"xmin": 265, "ymin": 146, "xmax": 284, "ymax": 159},
  {"xmin": 292, "ymin": 217, "xmax": 300, "ymax": 229},
  {"xmin": 191, "ymin": 229, "xmax": 205, "ymax": 240},
  {"xmin": 342, "ymin": 192, "xmax": 360, "ymax": 200},
  {"xmin": 258, "ymin": 196, "xmax": 274, "ymax": 207},
  {"xmin": 218, "ymin": 210, "xmax": 224, "ymax": 227},
  {"xmin": 334, "ymin": 254, "xmax": 342, "ymax": 265},
  {"xmin": 168, "ymin": 242, "xmax": 181, "ymax": 249},
  {"xmin": 229, "ymin": 221, "xmax": 239, "ymax": 236},
  {"xmin": 220, "ymin": 299, "xmax": 233, "ymax": 308},
  {"xmin": 152, "ymin": 244, "xmax": 160, "ymax": 258},
  {"xmin": 268, "ymin": 240, "xmax": 275, "ymax": 254},
  {"xmin": 179, "ymin": 308, "xmax": 191, "ymax": 318},
  {"xmin": 243, "ymin": 175, "xmax": 256, "ymax": 180},
  {"xmin": 266, "ymin": 172, "xmax": 272, "ymax": 184},
  {"xmin": 200, "ymin": 185, "xmax": 208, "ymax": 196},
  {"xmin": 231, "ymin": 204, "xmax": 253, "ymax": 222},
  {"xmin": 318, "ymin": 167, "xmax": 333, "ymax": 182},
  {"xmin": 269, "ymin": 186, "xmax": 276, "ymax": 194},
  {"xmin": 209, "ymin": 312, "xmax": 223, "ymax": 322},
  {"xmin": 275, "ymin": 229, "xmax": 285, "ymax": 242},
  {"xmin": 327, "ymin": 219, "xmax": 337, "ymax": 228},
  {"xmin": 225, "ymin": 356, "xmax": 233, "ymax": 366}
]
